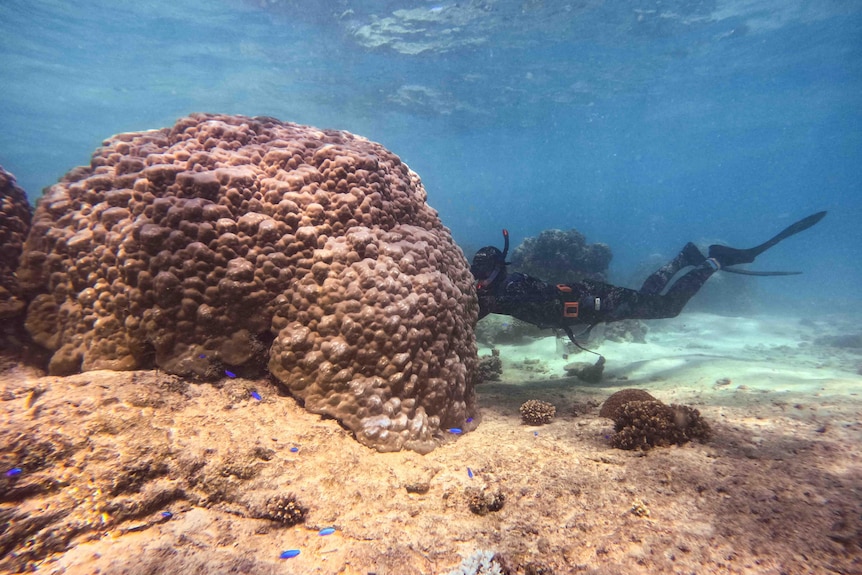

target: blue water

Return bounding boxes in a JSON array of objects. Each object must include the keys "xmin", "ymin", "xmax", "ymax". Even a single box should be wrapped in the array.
[{"xmin": 1, "ymin": 0, "xmax": 860, "ymax": 307}]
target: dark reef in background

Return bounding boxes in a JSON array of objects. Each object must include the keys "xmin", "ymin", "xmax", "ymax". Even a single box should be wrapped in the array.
[
  {"xmin": 0, "ymin": 166, "xmax": 31, "ymax": 321},
  {"xmin": 510, "ymin": 228, "xmax": 612, "ymax": 284},
  {"xmin": 0, "ymin": 166, "xmax": 41, "ymax": 364}
]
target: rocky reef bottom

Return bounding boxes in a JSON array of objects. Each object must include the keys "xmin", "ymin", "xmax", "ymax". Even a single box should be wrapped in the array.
[{"xmin": 1, "ymin": 311, "xmax": 861, "ymax": 574}]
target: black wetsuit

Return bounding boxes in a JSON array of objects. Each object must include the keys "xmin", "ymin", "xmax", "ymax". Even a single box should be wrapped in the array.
[
  {"xmin": 476, "ymin": 242, "xmax": 715, "ymax": 330},
  {"xmin": 475, "ymin": 211, "xmax": 826, "ymax": 336}
]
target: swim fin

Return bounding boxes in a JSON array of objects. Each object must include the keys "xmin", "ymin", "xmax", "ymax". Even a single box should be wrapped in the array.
[
  {"xmin": 708, "ymin": 211, "xmax": 826, "ymax": 273},
  {"xmin": 720, "ymin": 267, "xmax": 802, "ymax": 276}
]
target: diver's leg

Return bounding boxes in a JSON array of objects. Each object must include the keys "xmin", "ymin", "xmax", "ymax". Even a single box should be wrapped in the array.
[
  {"xmin": 606, "ymin": 211, "xmax": 826, "ymax": 321},
  {"xmin": 603, "ymin": 264, "xmax": 716, "ymax": 321},
  {"xmin": 638, "ymin": 242, "xmax": 705, "ymax": 295},
  {"xmin": 655, "ymin": 265, "xmax": 716, "ymax": 316}
]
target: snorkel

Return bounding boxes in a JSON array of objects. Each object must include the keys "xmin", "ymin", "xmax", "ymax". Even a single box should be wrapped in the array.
[
  {"xmin": 476, "ymin": 229, "xmax": 509, "ymax": 290},
  {"xmin": 501, "ymin": 228, "xmax": 509, "ymax": 259}
]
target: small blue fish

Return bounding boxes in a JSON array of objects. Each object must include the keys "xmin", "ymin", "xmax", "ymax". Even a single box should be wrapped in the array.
[
  {"xmin": 161, "ymin": 511, "xmax": 173, "ymax": 519},
  {"xmin": 467, "ymin": 467, "xmax": 474, "ymax": 479},
  {"xmin": 280, "ymin": 549, "xmax": 300, "ymax": 559},
  {"xmin": 318, "ymin": 527, "xmax": 336, "ymax": 536},
  {"xmin": 198, "ymin": 354, "xmax": 207, "ymax": 359},
  {"xmin": 534, "ymin": 431, "xmax": 539, "ymax": 437},
  {"xmin": 289, "ymin": 447, "xmax": 299, "ymax": 453},
  {"xmin": 250, "ymin": 391, "xmax": 261, "ymax": 401},
  {"xmin": 466, "ymin": 417, "xmax": 473, "ymax": 423},
  {"xmin": 5, "ymin": 467, "xmax": 22, "ymax": 478},
  {"xmin": 448, "ymin": 428, "xmax": 462, "ymax": 434},
  {"xmin": 225, "ymin": 370, "xmax": 236, "ymax": 378}
]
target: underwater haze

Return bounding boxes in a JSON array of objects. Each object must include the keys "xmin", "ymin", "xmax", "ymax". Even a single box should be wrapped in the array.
[{"xmin": 1, "ymin": 0, "xmax": 861, "ymax": 308}]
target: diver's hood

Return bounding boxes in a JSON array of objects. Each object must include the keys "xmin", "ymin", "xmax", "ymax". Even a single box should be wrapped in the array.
[{"xmin": 471, "ymin": 229, "xmax": 509, "ymax": 288}]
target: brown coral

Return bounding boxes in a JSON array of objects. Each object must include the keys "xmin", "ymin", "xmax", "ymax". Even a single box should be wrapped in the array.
[
  {"xmin": 259, "ymin": 493, "xmax": 307, "ymax": 526},
  {"xmin": 519, "ymin": 399, "xmax": 556, "ymax": 425},
  {"xmin": 0, "ymin": 166, "xmax": 31, "ymax": 320},
  {"xmin": 466, "ymin": 487, "xmax": 505, "ymax": 515},
  {"xmin": 476, "ymin": 349, "xmax": 502, "ymax": 383},
  {"xmin": 598, "ymin": 388, "xmax": 656, "ymax": 419},
  {"xmin": 17, "ymin": 113, "xmax": 478, "ymax": 453},
  {"xmin": 610, "ymin": 400, "xmax": 710, "ymax": 450}
]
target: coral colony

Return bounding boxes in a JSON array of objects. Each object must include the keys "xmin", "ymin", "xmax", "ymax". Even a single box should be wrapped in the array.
[{"xmin": 11, "ymin": 114, "xmax": 478, "ymax": 453}]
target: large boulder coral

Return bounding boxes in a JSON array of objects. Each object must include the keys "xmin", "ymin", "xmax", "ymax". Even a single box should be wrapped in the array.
[
  {"xmin": 17, "ymin": 113, "xmax": 479, "ymax": 453},
  {"xmin": 0, "ymin": 166, "xmax": 32, "ymax": 320}
]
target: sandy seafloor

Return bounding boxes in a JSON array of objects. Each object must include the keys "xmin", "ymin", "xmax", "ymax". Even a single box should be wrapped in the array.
[{"xmin": 1, "ymin": 311, "xmax": 861, "ymax": 575}]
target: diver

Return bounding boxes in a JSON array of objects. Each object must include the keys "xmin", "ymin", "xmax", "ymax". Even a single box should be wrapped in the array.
[{"xmin": 471, "ymin": 211, "xmax": 827, "ymax": 353}]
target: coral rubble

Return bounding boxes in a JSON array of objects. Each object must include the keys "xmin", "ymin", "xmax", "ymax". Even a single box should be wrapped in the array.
[
  {"xmin": 603, "ymin": 319, "xmax": 648, "ymax": 343},
  {"xmin": 563, "ymin": 355, "xmax": 605, "ymax": 383},
  {"xmin": 466, "ymin": 487, "xmax": 506, "ymax": 516},
  {"xmin": 442, "ymin": 550, "xmax": 506, "ymax": 575}
]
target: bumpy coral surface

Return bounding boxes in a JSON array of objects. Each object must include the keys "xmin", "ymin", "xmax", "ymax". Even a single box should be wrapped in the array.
[
  {"xmin": 598, "ymin": 388, "xmax": 656, "ymax": 419},
  {"xmin": 259, "ymin": 493, "xmax": 307, "ymax": 526},
  {"xmin": 610, "ymin": 400, "xmax": 710, "ymax": 450},
  {"xmin": 0, "ymin": 166, "xmax": 31, "ymax": 319},
  {"xmin": 17, "ymin": 113, "xmax": 478, "ymax": 453},
  {"xmin": 519, "ymin": 399, "xmax": 556, "ymax": 425}
]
